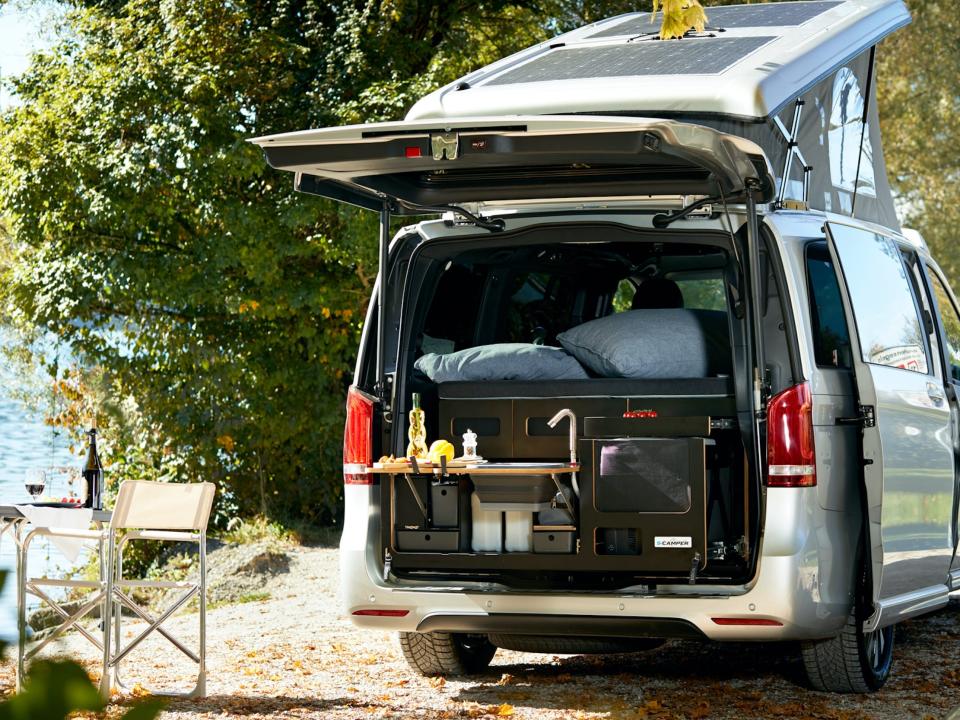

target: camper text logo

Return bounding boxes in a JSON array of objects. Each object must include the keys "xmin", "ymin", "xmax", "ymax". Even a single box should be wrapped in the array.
[{"xmin": 654, "ymin": 536, "xmax": 693, "ymax": 549}]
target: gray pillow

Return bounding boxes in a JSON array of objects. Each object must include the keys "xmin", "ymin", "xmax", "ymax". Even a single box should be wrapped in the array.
[
  {"xmin": 557, "ymin": 309, "xmax": 731, "ymax": 379},
  {"xmin": 415, "ymin": 343, "xmax": 589, "ymax": 383}
]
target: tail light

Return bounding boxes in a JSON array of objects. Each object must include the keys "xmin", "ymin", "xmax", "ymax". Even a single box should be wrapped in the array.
[
  {"xmin": 352, "ymin": 608, "xmax": 410, "ymax": 617},
  {"xmin": 766, "ymin": 381, "xmax": 816, "ymax": 487},
  {"xmin": 711, "ymin": 617, "xmax": 783, "ymax": 627},
  {"xmin": 343, "ymin": 386, "xmax": 375, "ymax": 485}
]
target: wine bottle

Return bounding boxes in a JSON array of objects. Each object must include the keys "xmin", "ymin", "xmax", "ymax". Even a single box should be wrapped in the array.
[
  {"xmin": 83, "ymin": 425, "xmax": 104, "ymax": 510},
  {"xmin": 406, "ymin": 393, "xmax": 429, "ymax": 459}
]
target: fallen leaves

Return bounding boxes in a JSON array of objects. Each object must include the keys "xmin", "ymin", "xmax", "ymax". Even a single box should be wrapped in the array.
[
  {"xmin": 4, "ymin": 546, "xmax": 958, "ymax": 720},
  {"xmin": 458, "ymin": 702, "xmax": 516, "ymax": 718}
]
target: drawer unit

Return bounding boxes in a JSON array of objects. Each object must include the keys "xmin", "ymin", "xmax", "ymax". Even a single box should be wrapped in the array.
[
  {"xmin": 533, "ymin": 528, "xmax": 576, "ymax": 553},
  {"xmin": 396, "ymin": 530, "xmax": 460, "ymax": 552}
]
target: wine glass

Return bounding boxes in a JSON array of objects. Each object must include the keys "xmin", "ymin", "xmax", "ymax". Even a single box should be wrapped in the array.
[{"xmin": 24, "ymin": 468, "xmax": 47, "ymax": 502}]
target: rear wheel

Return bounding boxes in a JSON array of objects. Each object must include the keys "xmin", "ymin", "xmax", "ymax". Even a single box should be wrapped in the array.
[
  {"xmin": 399, "ymin": 632, "xmax": 497, "ymax": 676},
  {"xmin": 801, "ymin": 604, "xmax": 894, "ymax": 692}
]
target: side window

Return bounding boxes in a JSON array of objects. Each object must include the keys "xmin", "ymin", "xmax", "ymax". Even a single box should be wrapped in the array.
[
  {"xmin": 929, "ymin": 271, "xmax": 960, "ymax": 382},
  {"xmin": 805, "ymin": 244, "xmax": 852, "ymax": 368},
  {"xmin": 830, "ymin": 225, "xmax": 929, "ymax": 374},
  {"xmin": 673, "ymin": 276, "xmax": 727, "ymax": 311}
]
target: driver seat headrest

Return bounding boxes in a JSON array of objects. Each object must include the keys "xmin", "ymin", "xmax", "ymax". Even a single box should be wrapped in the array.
[{"xmin": 631, "ymin": 277, "xmax": 684, "ymax": 309}]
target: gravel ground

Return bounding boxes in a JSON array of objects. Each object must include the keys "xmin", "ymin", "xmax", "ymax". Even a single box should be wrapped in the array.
[{"xmin": 1, "ymin": 543, "xmax": 958, "ymax": 719}]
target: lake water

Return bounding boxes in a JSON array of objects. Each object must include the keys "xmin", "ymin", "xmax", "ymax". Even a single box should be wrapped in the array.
[{"xmin": 0, "ymin": 394, "xmax": 81, "ymax": 642}]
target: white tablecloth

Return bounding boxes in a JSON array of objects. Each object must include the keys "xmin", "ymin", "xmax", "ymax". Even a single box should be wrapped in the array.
[{"xmin": 13, "ymin": 506, "xmax": 94, "ymax": 563}]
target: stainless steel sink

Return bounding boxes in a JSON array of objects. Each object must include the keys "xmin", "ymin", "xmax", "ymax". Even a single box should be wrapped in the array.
[{"xmin": 467, "ymin": 462, "xmax": 572, "ymax": 469}]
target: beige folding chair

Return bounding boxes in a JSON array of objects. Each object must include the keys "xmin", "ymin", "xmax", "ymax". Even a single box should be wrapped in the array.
[{"xmin": 103, "ymin": 481, "xmax": 216, "ymax": 699}]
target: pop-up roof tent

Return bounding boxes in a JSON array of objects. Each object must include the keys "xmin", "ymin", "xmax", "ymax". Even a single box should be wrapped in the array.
[{"xmin": 405, "ymin": 0, "xmax": 909, "ymax": 230}]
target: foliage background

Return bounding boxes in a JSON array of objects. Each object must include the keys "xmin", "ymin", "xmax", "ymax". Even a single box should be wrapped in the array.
[{"xmin": 0, "ymin": 0, "xmax": 954, "ymax": 529}]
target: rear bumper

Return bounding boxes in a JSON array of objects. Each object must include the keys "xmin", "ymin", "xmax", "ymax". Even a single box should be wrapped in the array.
[
  {"xmin": 416, "ymin": 613, "xmax": 706, "ymax": 639},
  {"xmin": 340, "ymin": 485, "xmax": 856, "ymax": 642}
]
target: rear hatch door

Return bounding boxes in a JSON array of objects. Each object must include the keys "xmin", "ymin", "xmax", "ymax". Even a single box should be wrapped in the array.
[{"xmin": 252, "ymin": 115, "xmax": 774, "ymax": 212}]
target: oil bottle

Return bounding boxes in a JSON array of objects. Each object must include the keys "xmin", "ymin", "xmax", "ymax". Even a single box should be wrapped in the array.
[{"xmin": 406, "ymin": 392, "xmax": 429, "ymax": 459}]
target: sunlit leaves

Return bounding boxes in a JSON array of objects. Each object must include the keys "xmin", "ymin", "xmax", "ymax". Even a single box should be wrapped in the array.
[{"xmin": 877, "ymin": 0, "xmax": 960, "ymax": 283}]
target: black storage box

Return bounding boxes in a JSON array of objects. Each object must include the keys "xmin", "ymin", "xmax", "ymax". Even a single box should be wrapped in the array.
[
  {"xmin": 584, "ymin": 415, "xmax": 711, "ymax": 438},
  {"xmin": 533, "ymin": 529, "xmax": 575, "ymax": 553},
  {"xmin": 430, "ymin": 481, "xmax": 460, "ymax": 527},
  {"xmin": 396, "ymin": 530, "xmax": 460, "ymax": 552}
]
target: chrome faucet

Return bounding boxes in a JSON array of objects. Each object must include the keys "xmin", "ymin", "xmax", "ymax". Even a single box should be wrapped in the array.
[{"xmin": 548, "ymin": 408, "xmax": 578, "ymax": 465}]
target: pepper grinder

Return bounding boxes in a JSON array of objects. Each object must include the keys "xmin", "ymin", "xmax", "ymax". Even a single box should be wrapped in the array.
[{"xmin": 462, "ymin": 428, "xmax": 482, "ymax": 461}]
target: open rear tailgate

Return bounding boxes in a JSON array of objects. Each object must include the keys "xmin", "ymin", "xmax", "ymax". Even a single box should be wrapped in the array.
[{"xmin": 252, "ymin": 115, "xmax": 774, "ymax": 213}]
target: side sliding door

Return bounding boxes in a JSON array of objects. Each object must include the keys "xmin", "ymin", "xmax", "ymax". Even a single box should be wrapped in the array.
[
  {"xmin": 825, "ymin": 223, "xmax": 954, "ymax": 624},
  {"xmin": 920, "ymin": 262, "xmax": 960, "ymax": 582}
]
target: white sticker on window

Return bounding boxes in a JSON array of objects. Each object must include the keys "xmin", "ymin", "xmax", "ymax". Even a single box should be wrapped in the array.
[{"xmin": 654, "ymin": 536, "xmax": 692, "ymax": 549}]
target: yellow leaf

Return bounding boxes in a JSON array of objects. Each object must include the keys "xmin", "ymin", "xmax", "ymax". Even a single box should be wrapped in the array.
[
  {"xmin": 217, "ymin": 434, "xmax": 236, "ymax": 452},
  {"xmin": 497, "ymin": 704, "xmax": 515, "ymax": 717},
  {"xmin": 652, "ymin": 0, "xmax": 707, "ymax": 39}
]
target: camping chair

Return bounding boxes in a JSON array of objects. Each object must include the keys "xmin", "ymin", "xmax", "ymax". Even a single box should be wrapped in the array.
[
  {"xmin": 103, "ymin": 481, "xmax": 216, "ymax": 699},
  {"xmin": 14, "ymin": 519, "xmax": 111, "ymax": 694}
]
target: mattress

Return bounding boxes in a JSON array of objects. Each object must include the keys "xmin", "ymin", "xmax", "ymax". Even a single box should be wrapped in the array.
[{"xmin": 437, "ymin": 377, "xmax": 734, "ymax": 400}]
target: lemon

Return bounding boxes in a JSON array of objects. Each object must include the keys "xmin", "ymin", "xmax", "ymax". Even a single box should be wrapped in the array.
[{"xmin": 428, "ymin": 439, "xmax": 455, "ymax": 464}]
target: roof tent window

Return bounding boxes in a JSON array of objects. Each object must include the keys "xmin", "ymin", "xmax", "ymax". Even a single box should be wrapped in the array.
[
  {"xmin": 830, "ymin": 66, "xmax": 877, "ymax": 201},
  {"xmin": 588, "ymin": 1, "xmax": 843, "ymax": 37},
  {"xmin": 485, "ymin": 37, "xmax": 775, "ymax": 85}
]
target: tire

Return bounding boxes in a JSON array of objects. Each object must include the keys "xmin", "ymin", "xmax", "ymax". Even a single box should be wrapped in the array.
[
  {"xmin": 399, "ymin": 631, "xmax": 497, "ymax": 676},
  {"xmin": 801, "ymin": 602, "xmax": 894, "ymax": 692}
]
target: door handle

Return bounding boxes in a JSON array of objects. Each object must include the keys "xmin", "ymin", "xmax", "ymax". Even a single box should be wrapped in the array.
[{"xmin": 927, "ymin": 383, "xmax": 946, "ymax": 403}]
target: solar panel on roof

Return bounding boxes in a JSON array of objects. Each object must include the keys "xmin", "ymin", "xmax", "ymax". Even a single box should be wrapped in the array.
[
  {"xmin": 484, "ymin": 37, "xmax": 775, "ymax": 85},
  {"xmin": 588, "ymin": 1, "xmax": 843, "ymax": 38}
]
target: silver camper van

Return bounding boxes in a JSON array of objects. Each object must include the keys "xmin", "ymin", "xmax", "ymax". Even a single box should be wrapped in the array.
[{"xmin": 254, "ymin": 0, "xmax": 960, "ymax": 692}]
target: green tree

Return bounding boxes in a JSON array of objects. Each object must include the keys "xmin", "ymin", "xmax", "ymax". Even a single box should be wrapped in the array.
[
  {"xmin": 877, "ymin": 0, "xmax": 960, "ymax": 282},
  {"xmin": 0, "ymin": 0, "xmax": 641, "ymax": 526}
]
